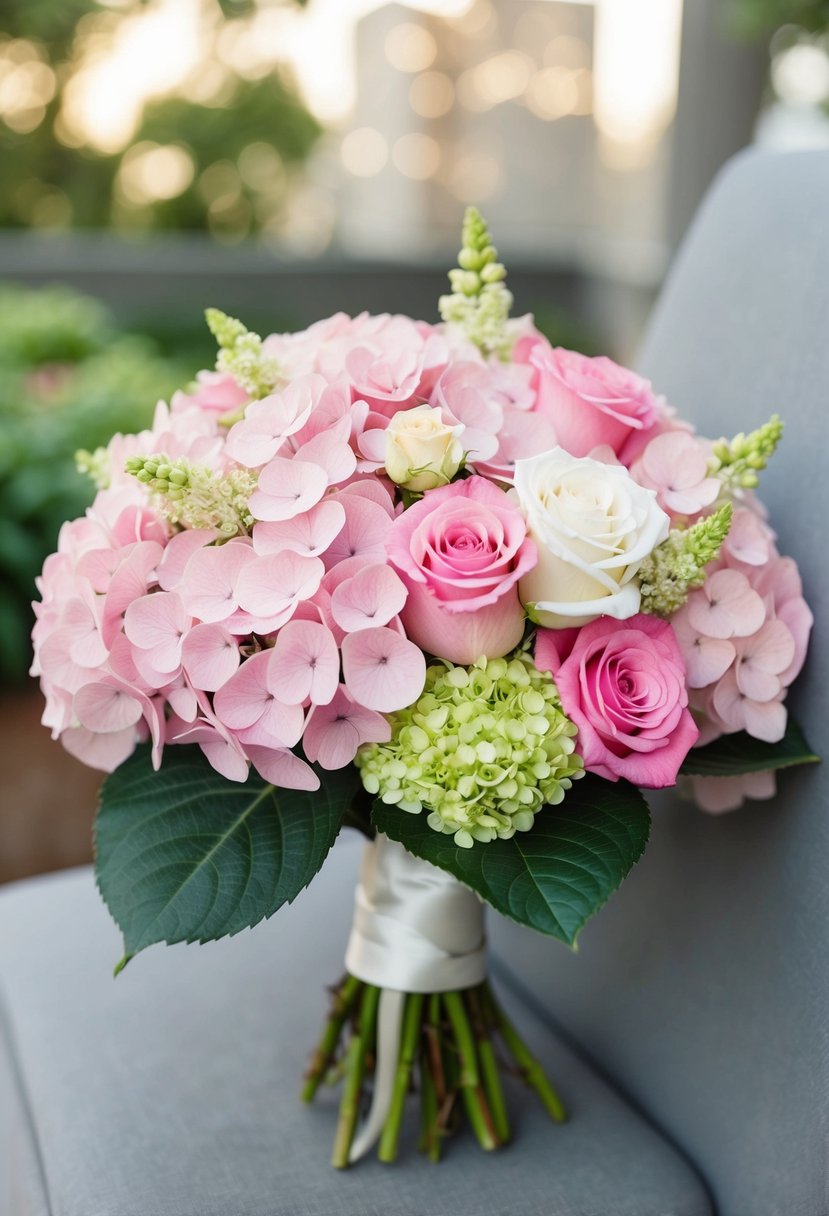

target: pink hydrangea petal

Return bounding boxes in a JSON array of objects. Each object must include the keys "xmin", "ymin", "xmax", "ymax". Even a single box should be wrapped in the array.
[
  {"xmin": 199, "ymin": 737, "xmax": 250, "ymax": 782},
  {"xmin": 181, "ymin": 623, "xmax": 240, "ymax": 691},
  {"xmin": 295, "ymin": 418, "xmax": 357, "ymax": 485},
  {"xmin": 323, "ymin": 494, "xmax": 394, "ymax": 569},
  {"xmin": 166, "ymin": 681, "xmax": 198, "ymax": 723},
  {"xmin": 62, "ymin": 725, "xmax": 136, "ymax": 772},
  {"xmin": 337, "ymin": 478, "xmax": 396, "ymax": 517},
  {"xmin": 235, "ymin": 552, "xmax": 325, "ymax": 620},
  {"xmin": 246, "ymin": 746, "xmax": 320, "ymax": 791},
  {"xmin": 742, "ymin": 697, "xmax": 787, "ymax": 744},
  {"xmin": 724, "ymin": 510, "xmax": 773, "ymax": 571},
  {"xmin": 252, "ymin": 500, "xmax": 345, "ymax": 559},
  {"xmin": 734, "ymin": 620, "xmax": 795, "ymax": 700},
  {"xmin": 341, "ymin": 626, "xmax": 426, "ymax": 712},
  {"xmin": 73, "ymin": 681, "xmax": 144, "ymax": 733},
  {"xmin": 248, "ymin": 457, "xmax": 328, "ymax": 522},
  {"xmin": 255, "ymin": 696, "xmax": 305, "ymax": 748},
  {"xmin": 331, "ymin": 564, "xmax": 408, "ymax": 633},
  {"xmin": 68, "ymin": 620, "xmax": 109, "ymax": 670},
  {"xmin": 672, "ymin": 608, "xmax": 736, "ymax": 688},
  {"xmin": 76, "ymin": 548, "xmax": 121, "ymax": 593},
  {"xmin": 179, "ymin": 541, "xmax": 254, "ymax": 623},
  {"xmin": 124, "ymin": 592, "xmax": 188, "ymax": 673},
  {"xmin": 212, "ymin": 650, "xmax": 272, "ymax": 729},
  {"xmin": 102, "ymin": 541, "xmax": 163, "ymax": 646},
  {"xmin": 357, "ymin": 426, "xmax": 389, "ymax": 464},
  {"xmin": 687, "ymin": 570, "xmax": 766, "ymax": 640},
  {"xmin": 662, "ymin": 481, "xmax": 721, "ymax": 516},
  {"xmin": 157, "ymin": 529, "xmax": 217, "ymax": 591},
  {"xmin": 303, "ymin": 685, "xmax": 391, "ymax": 769},
  {"xmin": 225, "ymin": 382, "xmax": 316, "ymax": 467},
  {"xmin": 270, "ymin": 620, "xmax": 340, "ymax": 706},
  {"xmin": 778, "ymin": 596, "xmax": 813, "ymax": 686}
]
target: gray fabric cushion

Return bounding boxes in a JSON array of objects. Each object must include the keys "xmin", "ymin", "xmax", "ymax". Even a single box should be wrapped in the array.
[
  {"xmin": 492, "ymin": 148, "xmax": 829, "ymax": 1216},
  {"xmin": 0, "ymin": 833, "xmax": 711, "ymax": 1216}
]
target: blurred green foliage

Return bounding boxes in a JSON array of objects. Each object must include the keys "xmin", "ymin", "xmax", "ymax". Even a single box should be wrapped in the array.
[
  {"xmin": 727, "ymin": 0, "xmax": 829, "ymax": 35},
  {"xmin": 0, "ymin": 0, "xmax": 320, "ymax": 237},
  {"xmin": 0, "ymin": 284, "xmax": 187, "ymax": 685}
]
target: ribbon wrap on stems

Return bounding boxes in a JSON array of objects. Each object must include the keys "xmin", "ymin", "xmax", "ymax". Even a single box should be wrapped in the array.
[{"xmin": 344, "ymin": 833, "xmax": 487, "ymax": 1161}]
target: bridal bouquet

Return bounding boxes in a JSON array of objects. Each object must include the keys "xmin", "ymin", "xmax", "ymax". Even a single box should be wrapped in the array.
[{"xmin": 32, "ymin": 210, "xmax": 816, "ymax": 1167}]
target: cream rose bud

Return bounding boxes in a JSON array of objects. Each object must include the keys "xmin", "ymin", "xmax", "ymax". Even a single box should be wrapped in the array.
[
  {"xmin": 513, "ymin": 447, "xmax": 669, "ymax": 628},
  {"xmin": 384, "ymin": 405, "xmax": 465, "ymax": 492}
]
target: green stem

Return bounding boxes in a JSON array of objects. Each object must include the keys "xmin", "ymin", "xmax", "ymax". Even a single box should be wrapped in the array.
[
  {"xmin": 483, "ymin": 981, "xmax": 566, "ymax": 1124},
  {"xmin": 466, "ymin": 987, "xmax": 510, "ymax": 1143},
  {"xmin": 442, "ymin": 991, "xmax": 479, "ymax": 1088},
  {"xmin": 425, "ymin": 992, "xmax": 447, "ymax": 1108},
  {"xmin": 378, "ymin": 993, "xmax": 424, "ymax": 1164},
  {"xmin": 301, "ymin": 975, "xmax": 363, "ymax": 1103},
  {"xmin": 418, "ymin": 1044, "xmax": 442, "ymax": 1162},
  {"xmin": 460, "ymin": 1084, "xmax": 500, "ymax": 1151},
  {"xmin": 331, "ymin": 984, "xmax": 380, "ymax": 1168}
]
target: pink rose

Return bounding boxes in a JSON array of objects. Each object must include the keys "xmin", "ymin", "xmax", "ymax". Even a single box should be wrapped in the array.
[
  {"xmin": 537, "ymin": 614, "xmax": 698, "ymax": 787},
  {"xmin": 532, "ymin": 345, "xmax": 663, "ymax": 460},
  {"xmin": 387, "ymin": 477, "xmax": 536, "ymax": 664}
]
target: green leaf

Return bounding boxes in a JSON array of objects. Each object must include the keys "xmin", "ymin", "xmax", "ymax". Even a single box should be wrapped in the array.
[
  {"xmin": 679, "ymin": 717, "xmax": 820, "ymax": 777},
  {"xmin": 95, "ymin": 745, "xmax": 358, "ymax": 964},
  {"xmin": 372, "ymin": 776, "xmax": 650, "ymax": 948}
]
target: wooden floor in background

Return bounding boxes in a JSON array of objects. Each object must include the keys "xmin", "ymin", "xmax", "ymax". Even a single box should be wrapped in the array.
[{"xmin": 0, "ymin": 689, "xmax": 102, "ymax": 886}]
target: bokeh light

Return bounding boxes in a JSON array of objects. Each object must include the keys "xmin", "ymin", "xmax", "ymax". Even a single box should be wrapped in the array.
[
  {"xmin": 392, "ymin": 132, "xmax": 441, "ymax": 180},
  {"xmin": 341, "ymin": 126, "xmax": 388, "ymax": 177},
  {"xmin": 385, "ymin": 23, "xmax": 437, "ymax": 74}
]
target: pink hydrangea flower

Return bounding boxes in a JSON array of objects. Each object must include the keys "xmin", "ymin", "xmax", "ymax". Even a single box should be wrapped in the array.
[
  {"xmin": 632, "ymin": 431, "xmax": 721, "ymax": 518},
  {"xmin": 678, "ymin": 507, "xmax": 813, "ymax": 752}
]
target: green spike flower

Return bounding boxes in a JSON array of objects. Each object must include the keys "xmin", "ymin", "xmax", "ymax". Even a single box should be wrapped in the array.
[
  {"xmin": 75, "ymin": 446, "xmax": 111, "ymax": 489},
  {"xmin": 438, "ymin": 207, "xmax": 514, "ymax": 359},
  {"xmin": 205, "ymin": 307, "xmax": 280, "ymax": 399},
  {"xmin": 356, "ymin": 652, "xmax": 583, "ymax": 848},
  {"xmin": 639, "ymin": 502, "xmax": 733, "ymax": 617},
  {"xmin": 125, "ymin": 453, "xmax": 255, "ymax": 537},
  {"xmin": 709, "ymin": 414, "xmax": 783, "ymax": 489}
]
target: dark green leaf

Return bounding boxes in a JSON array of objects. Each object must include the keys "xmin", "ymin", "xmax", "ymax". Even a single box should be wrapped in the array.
[
  {"xmin": 372, "ymin": 775, "xmax": 650, "ymax": 947},
  {"xmin": 95, "ymin": 745, "xmax": 358, "ymax": 964},
  {"xmin": 679, "ymin": 717, "xmax": 819, "ymax": 777}
]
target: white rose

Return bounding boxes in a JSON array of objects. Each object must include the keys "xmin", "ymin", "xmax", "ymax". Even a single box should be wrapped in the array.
[
  {"xmin": 513, "ymin": 447, "xmax": 669, "ymax": 628},
  {"xmin": 385, "ymin": 405, "xmax": 465, "ymax": 492}
]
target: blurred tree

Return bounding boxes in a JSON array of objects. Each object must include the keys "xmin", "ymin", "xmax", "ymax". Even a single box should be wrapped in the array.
[
  {"xmin": 0, "ymin": 0, "xmax": 320, "ymax": 237},
  {"xmin": 727, "ymin": 0, "xmax": 829, "ymax": 36}
]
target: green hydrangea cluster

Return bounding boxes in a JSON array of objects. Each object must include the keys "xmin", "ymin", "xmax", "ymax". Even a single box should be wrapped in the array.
[
  {"xmin": 356, "ymin": 653, "xmax": 583, "ymax": 848},
  {"xmin": 125, "ymin": 453, "xmax": 256, "ymax": 537}
]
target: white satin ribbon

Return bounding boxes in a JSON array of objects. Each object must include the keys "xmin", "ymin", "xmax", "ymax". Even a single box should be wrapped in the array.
[{"xmin": 345, "ymin": 833, "xmax": 486, "ymax": 1162}]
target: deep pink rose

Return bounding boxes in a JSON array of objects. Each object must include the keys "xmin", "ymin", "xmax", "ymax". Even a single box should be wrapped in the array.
[
  {"xmin": 387, "ymin": 477, "xmax": 536, "ymax": 664},
  {"xmin": 537, "ymin": 614, "xmax": 698, "ymax": 787},
  {"xmin": 532, "ymin": 345, "xmax": 663, "ymax": 460}
]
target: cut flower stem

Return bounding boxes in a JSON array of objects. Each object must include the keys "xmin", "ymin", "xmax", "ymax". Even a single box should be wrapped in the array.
[{"xmin": 303, "ymin": 974, "xmax": 566, "ymax": 1168}]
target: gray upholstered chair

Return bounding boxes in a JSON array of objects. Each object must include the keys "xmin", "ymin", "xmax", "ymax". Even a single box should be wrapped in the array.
[{"xmin": 1, "ymin": 147, "xmax": 826, "ymax": 1216}]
